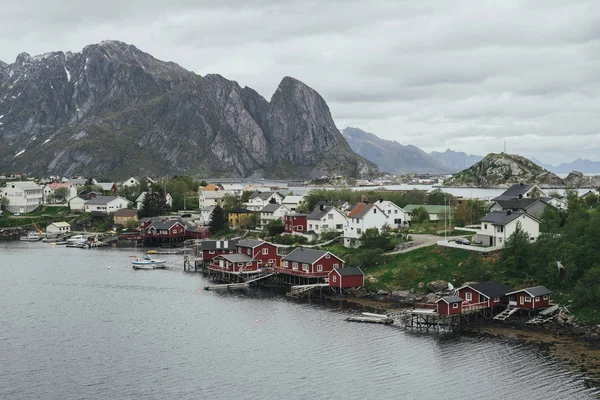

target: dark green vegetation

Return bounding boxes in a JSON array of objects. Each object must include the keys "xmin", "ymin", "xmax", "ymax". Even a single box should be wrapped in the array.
[
  {"xmin": 138, "ymin": 184, "xmax": 168, "ymax": 218},
  {"xmin": 0, "ymin": 206, "xmax": 70, "ymax": 228},
  {"xmin": 304, "ymin": 188, "xmax": 450, "ymax": 210}
]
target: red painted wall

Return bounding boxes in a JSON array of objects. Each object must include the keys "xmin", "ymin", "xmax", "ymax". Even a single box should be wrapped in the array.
[
  {"xmin": 202, "ymin": 249, "xmax": 235, "ymax": 261},
  {"xmin": 328, "ymin": 270, "xmax": 364, "ymax": 288},
  {"xmin": 458, "ymin": 287, "xmax": 507, "ymax": 307},
  {"xmin": 437, "ymin": 301, "xmax": 462, "ymax": 315},
  {"xmin": 284, "ymin": 215, "xmax": 307, "ymax": 233},
  {"xmin": 512, "ymin": 292, "xmax": 551, "ymax": 309}
]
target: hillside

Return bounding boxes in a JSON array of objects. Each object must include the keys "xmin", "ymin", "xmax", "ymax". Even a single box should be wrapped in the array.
[
  {"xmin": 444, "ymin": 153, "xmax": 564, "ymax": 188},
  {"xmin": 341, "ymin": 127, "xmax": 452, "ymax": 174},
  {"xmin": 0, "ymin": 41, "xmax": 376, "ymax": 180}
]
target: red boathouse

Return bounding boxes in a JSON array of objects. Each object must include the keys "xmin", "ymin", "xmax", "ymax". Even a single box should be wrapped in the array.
[
  {"xmin": 284, "ymin": 213, "xmax": 308, "ymax": 234},
  {"xmin": 456, "ymin": 280, "xmax": 514, "ymax": 312},
  {"xmin": 436, "ymin": 296, "xmax": 464, "ymax": 316},
  {"xmin": 328, "ymin": 267, "xmax": 364, "ymax": 289},
  {"xmin": 506, "ymin": 286, "xmax": 552, "ymax": 309}
]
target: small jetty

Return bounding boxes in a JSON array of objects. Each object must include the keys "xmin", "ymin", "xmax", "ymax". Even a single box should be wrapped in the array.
[
  {"xmin": 204, "ymin": 283, "xmax": 248, "ymax": 291},
  {"xmin": 346, "ymin": 312, "xmax": 394, "ymax": 325}
]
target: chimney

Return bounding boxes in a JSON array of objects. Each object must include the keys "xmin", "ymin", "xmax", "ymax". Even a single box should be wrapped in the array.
[
  {"xmin": 320, "ymin": 204, "xmax": 324, "ymax": 211},
  {"xmin": 379, "ymin": 199, "xmax": 384, "ymax": 203},
  {"xmin": 518, "ymin": 194, "xmax": 523, "ymax": 199},
  {"xmin": 507, "ymin": 210, "xmax": 512, "ymax": 215}
]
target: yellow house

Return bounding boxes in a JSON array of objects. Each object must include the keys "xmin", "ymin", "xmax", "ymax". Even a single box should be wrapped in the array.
[
  {"xmin": 228, "ymin": 208, "xmax": 254, "ymax": 228},
  {"xmin": 113, "ymin": 209, "xmax": 139, "ymax": 226}
]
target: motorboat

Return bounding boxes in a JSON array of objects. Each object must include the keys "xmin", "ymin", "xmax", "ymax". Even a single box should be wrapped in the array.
[
  {"xmin": 132, "ymin": 255, "xmax": 167, "ymax": 269},
  {"xmin": 20, "ymin": 232, "xmax": 41, "ymax": 241},
  {"xmin": 66, "ymin": 234, "xmax": 90, "ymax": 247}
]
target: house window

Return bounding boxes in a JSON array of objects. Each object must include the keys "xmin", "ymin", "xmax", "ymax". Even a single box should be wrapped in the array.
[
  {"xmin": 297, "ymin": 225, "xmax": 303, "ymax": 231},
  {"xmin": 493, "ymin": 297, "xmax": 500, "ymax": 302},
  {"xmin": 317, "ymin": 265, "xmax": 322, "ymax": 272},
  {"xmin": 336, "ymin": 224, "xmax": 343, "ymax": 230},
  {"xmin": 284, "ymin": 261, "xmax": 289, "ymax": 267},
  {"xmin": 302, "ymin": 264, "xmax": 309, "ymax": 272},
  {"xmin": 209, "ymin": 251, "xmax": 215, "ymax": 254},
  {"xmin": 373, "ymin": 209, "xmax": 376, "ymax": 213},
  {"xmin": 543, "ymin": 295, "xmax": 548, "ymax": 300},
  {"xmin": 357, "ymin": 228, "xmax": 361, "ymax": 235},
  {"xmin": 262, "ymin": 248, "xmax": 268, "ymax": 255},
  {"xmin": 453, "ymin": 303, "xmax": 459, "ymax": 309},
  {"xmin": 535, "ymin": 297, "xmax": 540, "ymax": 302},
  {"xmin": 484, "ymin": 224, "xmax": 487, "ymax": 229},
  {"xmin": 394, "ymin": 210, "xmax": 398, "ymax": 214},
  {"xmin": 247, "ymin": 249, "xmax": 251, "ymax": 255},
  {"xmin": 387, "ymin": 210, "xmax": 391, "ymax": 214},
  {"xmin": 309, "ymin": 224, "xmax": 313, "ymax": 229},
  {"xmin": 525, "ymin": 297, "xmax": 531, "ymax": 302},
  {"xmin": 465, "ymin": 292, "xmax": 472, "ymax": 301},
  {"xmin": 332, "ymin": 275, "xmax": 336, "ymax": 282},
  {"xmin": 325, "ymin": 254, "xmax": 330, "ymax": 259},
  {"xmin": 315, "ymin": 225, "xmax": 319, "ymax": 230},
  {"xmin": 268, "ymin": 259, "xmax": 273, "ymax": 264},
  {"xmin": 292, "ymin": 262, "xmax": 298, "ymax": 270},
  {"xmin": 333, "ymin": 263, "xmax": 339, "ymax": 269},
  {"xmin": 246, "ymin": 262, "xmax": 252, "ymax": 266}
]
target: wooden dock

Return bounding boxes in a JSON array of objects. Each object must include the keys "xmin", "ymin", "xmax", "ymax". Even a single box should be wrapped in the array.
[
  {"xmin": 204, "ymin": 283, "xmax": 248, "ymax": 291},
  {"xmin": 403, "ymin": 309, "xmax": 461, "ymax": 332},
  {"xmin": 346, "ymin": 313, "xmax": 394, "ymax": 325}
]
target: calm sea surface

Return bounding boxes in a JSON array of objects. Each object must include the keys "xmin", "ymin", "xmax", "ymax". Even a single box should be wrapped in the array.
[{"xmin": 1, "ymin": 243, "xmax": 598, "ymax": 400}]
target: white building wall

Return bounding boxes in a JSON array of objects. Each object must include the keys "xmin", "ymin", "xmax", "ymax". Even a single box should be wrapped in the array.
[{"xmin": 1, "ymin": 182, "xmax": 43, "ymax": 213}]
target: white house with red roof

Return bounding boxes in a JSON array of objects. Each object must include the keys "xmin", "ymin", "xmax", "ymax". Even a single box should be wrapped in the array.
[
  {"xmin": 42, "ymin": 182, "xmax": 77, "ymax": 204},
  {"xmin": 343, "ymin": 202, "xmax": 389, "ymax": 247}
]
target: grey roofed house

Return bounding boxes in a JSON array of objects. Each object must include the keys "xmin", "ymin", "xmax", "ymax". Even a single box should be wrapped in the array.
[
  {"xmin": 261, "ymin": 203, "xmax": 283, "ymax": 213},
  {"xmin": 201, "ymin": 239, "xmax": 239, "ymax": 251},
  {"xmin": 506, "ymin": 286, "xmax": 552, "ymax": 297},
  {"xmin": 461, "ymin": 280, "xmax": 515, "ymax": 298},
  {"xmin": 216, "ymin": 253, "xmax": 255, "ymax": 263},
  {"xmin": 283, "ymin": 248, "xmax": 334, "ymax": 264},
  {"xmin": 84, "ymin": 196, "xmax": 120, "ymax": 205},
  {"xmin": 436, "ymin": 295, "xmax": 465, "ymax": 304},
  {"xmin": 237, "ymin": 239, "xmax": 265, "ymax": 248},
  {"xmin": 492, "ymin": 198, "xmax": 540, "ymax": 210},
  {"xmin": 331, "ymin": 267, "xmax": 363, "ymax": 276},
  {"xmin": 306, "ymin": 205, "xmax": 333, "ymax": 220},
  {"xmin": 316, "ymin": 200, "xmax": 348, "ymax": 208},
  {"xmin": 480, "ymin": 211, "xmax": 533, "ymax": 226},
  {"xmin": 492, "ymin": 183, "xmax": 538, "ymax": 201}
]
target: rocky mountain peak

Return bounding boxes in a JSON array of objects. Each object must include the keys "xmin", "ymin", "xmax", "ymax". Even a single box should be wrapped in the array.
[{"xmin": 0, "ymin": 60, "xmax": 6, "ymax": 68}]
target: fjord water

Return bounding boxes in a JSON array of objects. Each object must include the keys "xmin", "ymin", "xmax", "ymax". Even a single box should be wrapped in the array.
[{"xmin": 1, "ymin": 243, "xmax": 598, "ymax": 400}]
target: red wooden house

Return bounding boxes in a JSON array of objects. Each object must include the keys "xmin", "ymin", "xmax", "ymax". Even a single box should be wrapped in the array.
[
  {"xmin": 146, "ymin": 219, "xmax": 186, "ymax": 237},
  {"xmin": 235, "ymin": 240, "xmax": 280, "ymax": 267},
  {"xmin": 456, "ymin": 280, "xmax": 514, "ymax": 312},
  {"xmin": 210, "ymin": 253, "xmax": 260, "ymax": 273},
  {"xmin": 505, "ymin": 286, "xmax": 552, "ymax": 309},
  {"xmin": 436, "ymin": 296, "xmax": 464, "ymax": 316},
  {"xmin": 200, "ymin": 240, "xmax": 239, "ymax": 262},
  {"xmin": 278, "ymin": 248, "xmax": 344, "ymax": 278},
  {"xmin": 185, "ymin": 225, "xmax": 210, "ymax": 239},
  {"xmin": 284, "ymin": 213, "xmax": 308, "ymax": 234},
  {"xmin": 328, "ymin": 267, "xmax": 364, "ymax": 289}
]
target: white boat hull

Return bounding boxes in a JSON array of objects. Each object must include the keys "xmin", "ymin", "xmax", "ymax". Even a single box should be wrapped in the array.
[{"xmin": 132, "ymin": 259, "xmax": 166, "ymax": 269}]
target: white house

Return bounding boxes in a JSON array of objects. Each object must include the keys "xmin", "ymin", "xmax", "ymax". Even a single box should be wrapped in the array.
[
  {"xmin": 200, "ymin": 205, "xmax": 216, "ymax": 225},
  {"xmin": 46, "ymin": 222, "xmax": 71, "ymax": 234},
  {"xmin": 307, "ymin": 205, "xmax": 347, "ymax": 236},
  {"xmin": 84, "ymin": 196, "xmax": 130, "ymax": 215},
  {"xmin": 259, "ymin": 203, "xmax": 291, "ymax": 229},
  {"xmin": 135, "ymin": 192, "xmax": 174, "ymax": 210},
  {"xmin": 476, "ymin": 211, "xmax": 540, "ymax": 247},
  {"xmin": 374, "ymin": 199, "xmax": 408, "ymax": 228},
  {"xmin": 199, "ymin": 190, "xmax": 227, "ymax": 208},
  {"xmin": 42, "ymin": 183, "xmax": 77, "ymax": 204},
  {"xmin": 122, "ymin": 177, "xmax": 140, "ymax": 187},
  {"xmin": 343, "ymin": 202, "xmax": 389, "ymax": 247},
  {"xmin": 221, "ymin": 183, "xmax": 245, "ymax": 196},
  {"xmin": 245, "ymin": 192, "xmax": 284, "ymax": 211},
  {"xmin": 1, "ymin": 181, "xmax": 43, "ymax": 213},
  {"xmin": 281, "ymin": 195, "xmax": 306, "ymax": 212}
]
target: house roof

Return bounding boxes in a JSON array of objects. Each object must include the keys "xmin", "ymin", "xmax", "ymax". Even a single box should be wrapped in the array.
[
  {"xmin": 480, "ymin": 211, "xmax": 539, "ymax": 226},
  {"xmin": 460, "ymin": 280, "xmax": 514, "ymax": 299},
  {"xmin": 201, "ymin": 239, "xmax": 239, "ymax": 251},
  {"xmin": 228, "ymin": 208, "xmax": 253, "ymax": 214},
  {"xmin": 186, "ymin": 225, "xmax": 209, "ymax": 233},
  {"xmin": 216, "ymin": 254, "xmax": 255, "ymax": 263},
  {"xmin": 199, "ymin": 184, "xmax": 221, "ymax": 191},
  {"xmin": 506, "ymin": 286, "xmax": 552, "ymax": 297},
  {"xmin": 114, "ymin": 209, "xmax": 138, "ymax": 217},
  {"xmin": 316, "ymin": 200, "xmax": 348, "ymax": 209},
  {"xmin": 283, "ymin": 248, "xmax": 336, "ymax": 264},
  {"xmin": 49, "ymin": 222, "xmax": 71, "ymax": 228},
  {"xmin": 237, "ymin": 239, "xmax": 265, "ymax": 248},
  {"xmin": 436, "ymin": 295, "xmax": 464, "ymax": 304},
  {"xmin": 307, "ymin": 205, "xmax": 335, "ymax": 220},
  {"xmin": 7, "ymin": 181, "xmax": 41, "ymax": 190},
  {"xmin": 249, "ymin": 191, "xmax": 280, "ymax": 201},
  {"xmin": 403, "ymin": 204, "xmax": 449, "ymax": 214},
  {"xmin": 330, "ymin": 267, "xmax": 362, "ymax": 276},
  {"xmin": 96, "ymin": 182, "xmax": 116, "ymax": 191},
  {"xmin": 491, "ymin": 198, "xmax": 540, "ymax": 210},
  {"xmin": 492, "ymin": 183, "xmax": 535, "ymax": 201},
  {"xmin": 282, "ymin": 195, "xmax": 305, "ymax": 203},
  {"xmin": 46, "ymin": 182, "xmax": 71, "ymax": 190},
  {"xmin": 261, "ymin": 203, "xmax": 283, "ymax": 213},
  {"xmin": 347, "ymin": 203, "xmax": 373, "ymax": 219},
  {"xmin": 147, "ymin": 219, "xmax": 184, "ymax": 230},
  {"xmin": 85, "ymin": 196, "xmax": 124, "ymax": 205},
  {"xmin": 201, "ymin": 191, "xmax": 227, "ymax": 199},
  {"xmin": 286, "ymin": 212, "xmax": 308, "ymax": 217}
]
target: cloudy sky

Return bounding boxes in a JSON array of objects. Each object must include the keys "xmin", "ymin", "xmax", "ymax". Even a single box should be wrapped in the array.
[{"xmin": 1, "ymin": 0, "xmax": 599, "ymax": 164}]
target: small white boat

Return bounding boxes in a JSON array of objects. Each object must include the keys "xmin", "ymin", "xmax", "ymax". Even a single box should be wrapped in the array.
[
  {"xmin": 67, "ymin": 234, "xmax": 90, "ymax": 246},
  {"xmin": 132, "ymin": 255, "xmax": 167, "ymax": 269},
  {"xmin": 20, "ymin": 232, "xmax": 41, "ymax": 241}
]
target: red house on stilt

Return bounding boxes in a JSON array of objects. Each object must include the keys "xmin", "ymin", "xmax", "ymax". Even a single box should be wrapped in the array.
[
  {"xmin": 505, "ymin": 286, "xmax": 552, "ymax": 309},
  {"xmin": 328, "ymin": 267, "xmax": 364, "ymax": 290},
  {"xmin": 436, "ymin": 296, "xmax": 464, "ymax": 316}
]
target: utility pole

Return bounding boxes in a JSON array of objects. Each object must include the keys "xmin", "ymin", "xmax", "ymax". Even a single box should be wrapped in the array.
[{"xmin": 444, "ymin": 197, "xmax": 447, "ymax": 242}]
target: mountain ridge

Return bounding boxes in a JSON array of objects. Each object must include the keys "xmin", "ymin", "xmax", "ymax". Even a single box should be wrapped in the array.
[{"xmin": 0, "ymin": 41, "xmax": 376, "ymax": 180}]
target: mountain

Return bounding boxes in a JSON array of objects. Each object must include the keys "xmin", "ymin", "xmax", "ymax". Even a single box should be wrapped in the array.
[
  {"xmin": 0, "ymin": 60, "xmax": 7, "ymax": 68},
  {"xmin": 444, "ymin": 153, "xmax": 564, "ymax": 188},
  {"xmin": 341, "ymin": 127, "xmax": 452, "ymax": 174},
  {"xmin": 551, "ymin": 159, "xmax": 600, "ymax": 174},
  {"xmin": 0, "ymin": 41, "xmax": 376, "ymax": 179},
  {"xmin": 429, "ymin": 149, "xmax": 482, "ymax": 172}
]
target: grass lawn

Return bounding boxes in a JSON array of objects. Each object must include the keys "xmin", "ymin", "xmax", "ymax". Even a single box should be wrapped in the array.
[
  {"xmin": 0, "ymin": 206, "xmax": 71, "ymax": 228},
  {"xmin": 362, "ymin": 246, "xmax": 472, "ymax": 292}
]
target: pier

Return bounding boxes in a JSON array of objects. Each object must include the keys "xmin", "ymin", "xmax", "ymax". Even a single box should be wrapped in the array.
[{"xmin": 403, "ymin": 309, "xmax": 461, "ymax": 332}]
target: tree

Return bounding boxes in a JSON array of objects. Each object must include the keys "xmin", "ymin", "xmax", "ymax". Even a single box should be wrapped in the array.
[
  {"xmin": 411, "ymin": 206, "xmax": 430, "ymax": 224},
  {"xmin": 221, "ymin": 193, "xmax": 244, "ymax": 211},
  {"xmin": 138, "ymin": 184, "xmax": 168, "ymax": 218},
  {"xmin": 359, "ymin": 227, "xmax": 394, "ymax": 251},
  {"xmin": 452, "ymin": 199, "xmax": 488, "ymax": 226},
  {"xmin": 405, "ymin": 189, "xmax": 427, "ymax": 205},
  {"xmin": 266, "ymin": 219, "xmax": 285, "ymax": 236},
  {"xmin": 0, "ymin": 196, "xmax": 9, "ymax": 211},
  {"xmin": 118, "ymin": 183, "xmax": 143, "ymax": 203},
  {"xmin": 54, "ymin": 187, "xmax": 70, "ymax": 203},
  {"xmin": 209, "ymin": 205, "xmax": 227, "ymax": 235},
  {"xmin": 572, "ymin": 266, "xmax": 600, "ymax": 310},
  {"xmin": 499, "ymin": 222, "xmax": 531, "ymax": 278},
  {"xmin": 427, "ymin": 189, "xmax": 450, "ymax": 205}
]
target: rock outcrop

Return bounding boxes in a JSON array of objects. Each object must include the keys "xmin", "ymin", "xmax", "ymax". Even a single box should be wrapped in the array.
[
  {"xmin": 563, "ymin": 171, "xmax": 600, "ymax": 188},
  {"xmin": 0, "ymin": 41, "xmax": 377, "ymax": 179},
  {"xmin": 444, "ymin": 153, "xmax": 565, "ymax": 188}
]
